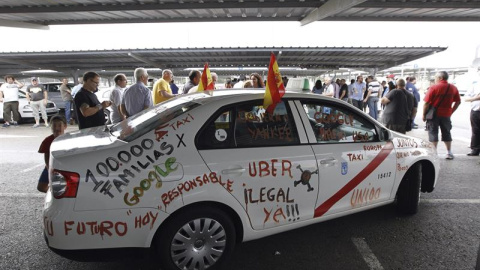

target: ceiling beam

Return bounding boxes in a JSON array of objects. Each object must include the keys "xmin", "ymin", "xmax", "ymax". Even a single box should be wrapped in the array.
[
  {"xmin": 127, "ymin": 52, "xmax": 162, "ymax": 68},
  {"xmin": 301, "ymin": 0, "xmax": 368, "ymax": 26},
  {"xmin": 0, "ymin": 47, "xmax": 446, "ymax": 57},
  {"xmin": 0, "ymin": 19, "xmax": 49, "ymax": 30},
  {"xmin": 356, "ymin": 2, "xmax": 480, "ymax": 9},
  {"xmin": 0, "ymin": 2, "xmax": 318, "ymax": 14},
  {"xmin": 0, "ymin": 58, "xmax": 44, "ymax": 69},
  {"xmin": 322, "ymin": 16, "xmax": 480, "ymax": 22},
  {"xmin": 43, "ymin": 17, "xmax": 300, "ymax": 25}
]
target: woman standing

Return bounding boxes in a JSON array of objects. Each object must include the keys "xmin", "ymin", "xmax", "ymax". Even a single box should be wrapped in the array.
[
  {"xmin": 250, "ymin": 73, "xmax": 265, "ymax": 88},
  {"xmin": 312, "ymin": 80, "xmax": 323, "ymax": 94}
]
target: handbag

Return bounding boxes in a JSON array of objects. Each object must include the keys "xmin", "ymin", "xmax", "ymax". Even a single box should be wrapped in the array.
[{"xmin": 426, "ymin": 84, "xmax": 450, "ymax": 121}]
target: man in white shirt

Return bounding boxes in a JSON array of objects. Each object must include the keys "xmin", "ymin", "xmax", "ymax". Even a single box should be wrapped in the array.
[
  {"xmin": 465, "ymin": 82, "xmax": 480, "ymax": 156},
  {"xmin": 0, "ymin": 75, "xmax": 24, "ymax": 127},
  {"xmin": 322, "ymin": 77, "xmax": 335, "ymax": 97},
  {"xmin": 109, "ymin": 74, "xmax": 128, "ymax": 124}
]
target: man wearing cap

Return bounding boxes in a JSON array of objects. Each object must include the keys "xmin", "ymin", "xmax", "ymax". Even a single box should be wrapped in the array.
[{"xmin": 26, "ymin": 77, "xmax": 49, "ymax": 128}]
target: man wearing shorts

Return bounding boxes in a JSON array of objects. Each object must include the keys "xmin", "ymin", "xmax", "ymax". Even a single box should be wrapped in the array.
[{"xmin": 423, "ymin": 71, "xmax": 461, "ymax": 160}]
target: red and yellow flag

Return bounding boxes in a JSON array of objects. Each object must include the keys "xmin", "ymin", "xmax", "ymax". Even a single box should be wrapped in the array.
[
  {"xmin": 263, "ymin": 53, "xmax": 285, "ymax": 114},
  {"xmin": 197, "ymin": 62, "xmax": 215, "ymax": 91}
]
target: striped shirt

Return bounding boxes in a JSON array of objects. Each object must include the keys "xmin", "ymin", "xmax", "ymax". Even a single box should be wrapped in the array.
[{"xmin": 368, "ymin": 81, "xmax": 381, "ymax": 96}]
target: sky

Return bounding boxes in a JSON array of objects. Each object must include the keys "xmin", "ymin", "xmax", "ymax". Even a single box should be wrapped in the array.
[{"xmin": 1, "ymin": 21, "xmax": 480, "ymax": 69}]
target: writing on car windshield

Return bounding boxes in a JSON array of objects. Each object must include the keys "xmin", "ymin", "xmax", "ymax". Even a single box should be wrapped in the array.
[
  {"xmin": 110, "ymin": 98, "xmax": 201, "ymax": 142},
  {"xmin": 302, "ymin": 103, "xmax": 377, "ymax": 143}
]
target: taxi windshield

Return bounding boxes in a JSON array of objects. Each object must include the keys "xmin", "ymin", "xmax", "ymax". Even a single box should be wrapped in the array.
[{"xmin": 110, "ymin": 96, "xmax": 203, "ymax": 142}]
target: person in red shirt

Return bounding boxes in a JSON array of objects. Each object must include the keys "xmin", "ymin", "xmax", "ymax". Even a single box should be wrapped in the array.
[
  {"xmin": 37, "ymin": 114, "xmax": 67, "ymax": 192},
  {"xmin": 423, "ymin": 71, "xmax": 461, "ymax": 160}
]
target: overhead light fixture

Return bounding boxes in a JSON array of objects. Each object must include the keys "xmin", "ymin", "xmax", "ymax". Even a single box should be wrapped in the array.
[{"xmin": 21, "ymin": 69, "xmax": 59, "ymax": 74}]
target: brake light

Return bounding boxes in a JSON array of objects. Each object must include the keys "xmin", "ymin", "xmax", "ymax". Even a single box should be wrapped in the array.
[{"xmin": 51, "ymin": 169, "xmax": 80, "ymax": 199}]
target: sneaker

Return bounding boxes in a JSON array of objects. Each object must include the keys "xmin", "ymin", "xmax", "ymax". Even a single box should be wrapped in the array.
[
  {"xmin": 446, "ymin": 153, "xmax": 454, "ymax": 160},
  {"xmin": 32, "ymin": 124, "xmax": 40, "ymax": 128},
  {"xmin": 13, "ymin": 122, "xmax": 18, "ymax": 127},
  {"xmin": 2, "ymin": 123, "xmax": 10, "ymax": 128},
  {"xmin": 45, "ymin": 124, "xmax": 49, "ymax": 128}
]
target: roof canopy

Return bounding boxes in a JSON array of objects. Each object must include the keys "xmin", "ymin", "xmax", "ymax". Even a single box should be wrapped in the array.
[
  {"xmin": 0, "ymin": 0, "xmax": 478, "ymax": 30},
  {"xmin": 0, "ymin": 46, "xmax": 446, "ymax": 78}
]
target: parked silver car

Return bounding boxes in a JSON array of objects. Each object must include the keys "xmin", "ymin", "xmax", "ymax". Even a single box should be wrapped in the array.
[{"xmin": 0, "ymin": 90, "xmax": 59, "ymax": 122}]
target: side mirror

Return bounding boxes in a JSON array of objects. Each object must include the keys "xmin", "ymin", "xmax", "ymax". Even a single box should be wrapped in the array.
[{"xmin": 382, "ymin": 128, "xmax": 391, "ymax": 141}]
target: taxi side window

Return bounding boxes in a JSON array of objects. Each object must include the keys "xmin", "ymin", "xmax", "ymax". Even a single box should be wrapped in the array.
[
  {"xmin": 234, "ymin": 101, "xmax": 300, "ymax": 147},
  {"xmin": 196, "ymin": 109, "xmax": 234, "ymax": 149},
  {"xmin": 301, "ymin": 102, "xmax": 377, "ymax": 143}
]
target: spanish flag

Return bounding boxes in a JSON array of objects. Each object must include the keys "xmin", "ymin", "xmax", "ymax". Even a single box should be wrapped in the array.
[
  {"xmin": 263, "ymin": 53, "xmax": 285, "ymax": 114},
  {"xmin": 197, "ymin": 62, "xmax": 215, "ymax": 91}
]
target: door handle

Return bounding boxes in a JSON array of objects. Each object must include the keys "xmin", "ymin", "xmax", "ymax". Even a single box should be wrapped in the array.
[
  {"xmin": 221, "ymin": 168, "xmax": 246, "ymax": 174},
  {"xmin": 319, "ymin": 157, "xmax": 337, "ymax": 165}
]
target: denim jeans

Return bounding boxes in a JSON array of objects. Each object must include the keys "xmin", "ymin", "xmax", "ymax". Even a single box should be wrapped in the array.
[
  {"xmin": 64, "ymin": 100, "xmax": 72, "ymax": 121},
  {"xmin": 367, "ymin": 97, "xmax": 379, "ymax": 120}
]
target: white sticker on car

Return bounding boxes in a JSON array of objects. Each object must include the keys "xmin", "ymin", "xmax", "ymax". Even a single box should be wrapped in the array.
[{"xmin": 215, "ymin": 129, "xmax": 227, "ymax": 141}]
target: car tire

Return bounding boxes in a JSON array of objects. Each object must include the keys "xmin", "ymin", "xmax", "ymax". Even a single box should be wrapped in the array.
[
  {"xmin": 154, "ymin": 206, "xmax": 236, "ymax": 270},
  {"xmin": 396, "ymin": 162, "xmax": 421, "ymax": 214}
]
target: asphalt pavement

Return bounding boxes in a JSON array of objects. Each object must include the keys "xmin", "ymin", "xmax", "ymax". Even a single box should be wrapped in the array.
[{"xmin": 1, "ymin": 105, "xmax": 479, "ymax": 270}]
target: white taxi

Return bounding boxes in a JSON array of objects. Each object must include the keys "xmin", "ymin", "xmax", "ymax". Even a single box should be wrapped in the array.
[{"xmin": 43, "ymin": 90, "xmax": 439, "ymax": 270}]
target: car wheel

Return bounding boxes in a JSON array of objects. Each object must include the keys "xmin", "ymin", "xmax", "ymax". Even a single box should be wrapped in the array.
[
  {"xmin": 155, "ymin": 206, "xmax": 236, "ymax": 270},
  {"xmin": 396, "ymin": 162, "xmax": 421, "ymax": 214},
  {"xmin": 103, "ymin": 110, "xmax": 111, "ymax": 125}
]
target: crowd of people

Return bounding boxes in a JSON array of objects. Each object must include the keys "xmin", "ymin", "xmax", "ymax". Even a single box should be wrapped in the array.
[
  {"xmin": 310, "ymin": 71, "xmax": 479, "ymax": 160},
  {"xmin": 1, "ymin": 69, "xmax": 479, "ymax": 161}
]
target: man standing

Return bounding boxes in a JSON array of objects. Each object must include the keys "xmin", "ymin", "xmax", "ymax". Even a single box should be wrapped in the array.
[
  {"xmin": 60, "ymin": 78, "xmax": 74, "ymax": 125},
  {"xmin": 333, "ymin": 79, "xmax": 341, "ymax": 99},
  {"xmin": 26, "ymin": 77, "xmax": 49, "ymax": 128},
  {"xmin": 423, "ymin": 71, "xmax": 461, "ymax": 160},
  {"xmin": 322, "ymin": 77, "xmax": 335, "ymax": 97},
  {"xmin": 465, "ymin": 82, "xmax": 480, "ymax": 156},
  {"xmin": 109, "ymin": 73, "xmax": 128, "ymax": 124},
  {"xmin": 347, "ymin": 79, "xmax": 355, "ymax": 104},
  {"xmin": 0, "ymin": 75, "xmax": 23, "ymax": 127},
  {"xmin": 351, "ymin": 75, "xmax": 366, "ymax": 110},
  {"xmin": 152, "ymin": 69, "xmax": 175, "ymax": 105},
  {"xmin": 74, "ymin": 71, "xmax": 111, "ymax": 130},
  {"xmin": 121, "ymin": 67, "xmax": 153, "ymax": 118},
  {"xmin": 183, "ymin": 70, "xmax": 201, "ymax": 93},
  {"xmin": 339, "ymin": 79, "xmax": 348, "ymax": 102},
  {"xmin": 380, "ymin": 79, "xmax": 415, "ymax": 134},
  {"xmin": 406, "ymin": 77, "xmax": 420, "ymax": 129},
  {"xmin": 364, "ymin": 76, "xmax": 381, "ymax": 120}
]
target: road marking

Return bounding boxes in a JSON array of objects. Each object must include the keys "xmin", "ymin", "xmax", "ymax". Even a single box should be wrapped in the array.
[
  {"xmin": 0, "ymin": 193, "xmax": 45, "ymax": 198},
  {"xmin": 21, "ymin": 163, "xmax": 45, "ymax": 173},
  {"xmin": 421, "ymin": 199, "xmax": 480, "ymax": 204},
  {"xmin": 352, "ymin": 237, "xmax": 384, "ymax": 270}
]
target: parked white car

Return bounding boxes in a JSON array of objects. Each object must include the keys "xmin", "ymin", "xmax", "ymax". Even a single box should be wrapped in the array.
[
  {"xmin": 0, "ymin": 90, "xmax": 59, "ymax": 122},
  {"xmin": 43, "ymin": 90, "xmax": 439, "ymax": 269}
]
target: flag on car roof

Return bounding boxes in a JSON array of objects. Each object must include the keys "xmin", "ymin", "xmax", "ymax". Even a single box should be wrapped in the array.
[
  {"xmin": 197, "ymin": 62, "xmax": 215, "ymax": 91},
  {"xmin": 263, "ymin": 52, "xmax": 285, "ymax": 114}
]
